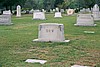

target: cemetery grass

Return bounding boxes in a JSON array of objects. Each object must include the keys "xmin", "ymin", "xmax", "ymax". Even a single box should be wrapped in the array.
[{"xmin": 0, "ymin": 14, "xmax": 100, "ymax": 67}]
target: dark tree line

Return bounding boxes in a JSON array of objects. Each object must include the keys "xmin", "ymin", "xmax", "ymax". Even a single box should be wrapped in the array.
[{"xmin": 0, "ymin": 0, "xmax": 100, "ymax": 11}]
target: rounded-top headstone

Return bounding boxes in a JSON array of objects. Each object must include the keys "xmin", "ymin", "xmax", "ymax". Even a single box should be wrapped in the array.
[
  {"xmin": 93, "ymin": 4, "xmax": 99, "ymax": 12},
  {"xmin": 16, "ymin": 5, "xmax": 21, "ymax": 17}
]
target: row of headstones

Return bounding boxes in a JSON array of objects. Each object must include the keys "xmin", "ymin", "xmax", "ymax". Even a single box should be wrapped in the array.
[
  {"xmin": 0, "ymin": 4, "xmax": 99, "ymax": 26},
  {"xmin": 79, "ymin": 4, "xmax": 100, "ymax": 21},
  {"xmin": 33, "ymin": 10, "xmax": 74, "ymax": 20}
]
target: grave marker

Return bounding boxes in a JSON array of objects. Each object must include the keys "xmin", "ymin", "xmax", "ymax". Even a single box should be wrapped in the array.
[
  {"xmin": 33, "ymin": 23, "xmax": 70, "ymax": 42},
  {"xmin": 74, "ymin": 14, "xmax": 96, "ymax": 26},
  {"xmin": 54, "ymin": 12, "xmax": 62, "ymax": 18},
  {"xmin": 0, "ymin": 15, "xmax": 13, "ymax": 25},
  {"xmin": 33, "ymin": 12, "xmax": 46, "ymax": 20},
  {"xmin": 16, "ymin": 5, "xmax": 21, "ymax": 17}
]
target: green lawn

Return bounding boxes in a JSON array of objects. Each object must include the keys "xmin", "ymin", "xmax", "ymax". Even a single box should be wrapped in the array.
[{"xmin": 0, "ymin": 14, "xmax": 100, "ymax": 67}]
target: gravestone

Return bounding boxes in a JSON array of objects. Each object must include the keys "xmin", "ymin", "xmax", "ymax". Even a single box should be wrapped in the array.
[
  {"xmin": 50, "ymin": 9, "xmax": 53, "ymax": 13},
  {"xmin": 60, "ymin": 9, "xmax": 64, "ymax": 13},
  {"xmin": 86, "ymin": 8, "xmax": 91, "ymax": 13},
  {"xmin": 79, "ymin": 8, "xmax": 86, "ymax": 14},
  {"xmin": 55, "ymin": 8, "xmax": 59, "ymax": 12},
  {"xmin": 67, "ymin": 9, "xmax": 74, "ymax": 15},
  {"xmin": 74, "ymin": 14, "xmax": 96, "ymax": 26},
  {"xmin": 3, "ymin": 10, "xmax": 11, "ymax": 15},
  {"xmin": 53, "ymin": 9, "xmax": 56, "ymax": 12},
  {"xmin": 33, "ymin": 12, "xmax": 46, "ymax": 20},
  {"xmin": 54, "ymin": 12, "xmax": 62, "ymax": 18},
  {"xmin": 42, "ymin": 9, "xmax": 46, "ymax": 12},
  {"xmin": 16, "ymin": 5, "xmax": 21, "ymax": 17},
  {"xmin": 33, "ymin": 23, "xmax": 70, "ymax": 42},
  {"xmin": 92, "ymin": 4, "xmax": 100, "ymax": 20},
  {"xmin": 0, "ymin": 15, "xmax": 13, "ymax": 25},
  {"xmin": 29, "ymin": 9, "xmax": 34, "ymax": 14}
]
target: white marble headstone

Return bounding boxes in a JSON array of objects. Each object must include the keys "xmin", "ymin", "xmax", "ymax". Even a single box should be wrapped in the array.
[
  {"xmin": 33, "ymin": 23, "xmax": 70, "ymax": 42},
  {"xmin": 50, "ymin": 9, "xmax": 53, "ymax": 13},
  {"xmin": 3, "ymin": 10, "xmax": 11, "ymax": 15},
  {"xmin": 56, "ymin": 8, "xmax": 59, "ymax": 12},
  {"xmin": 92, "ymin": 4, "xmax": 100, "ymax": 20},
  {"xmin": 74, "ymin": 14, "xmax": 96, "ymax": 26},
  {"xmin": 33, "ymin": 12, "xmax": 46, "ymax": 20},
  {"xmin": 0, "ymin": 15, "xmax": 13, "ymax": 25},
  {"xmin": 16, "ymin": 5, "xmax": 21, "ymax": 17},
  {"xmin": 53, "ymin": 9, "xmax": 56, "ymax": 12},
  {"xmin": 54, "ymin": 12, "xmax": 62, "ymax": 18}
]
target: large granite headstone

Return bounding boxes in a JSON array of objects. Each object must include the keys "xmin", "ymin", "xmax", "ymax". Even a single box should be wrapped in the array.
[
  {"xmin": 74, "ymin": 14, "xmax": 96, "ymax": 26},
  {"xmin": 33, "ymin": 12, "xmax": 46, "ymax": 20},
  {"xmin": 54, "ymin": 12, "xmax": 62, "ymax": 18},
  {"xmin": 33, "ymin": 23, "xmax": 70, "ymax": 42},
  {"xmin": 92, "ymin": 4, "xmax": 100, "ymax": 20},
  {"xmin": 0, "ymin": 15, "xmax": 13, "ymax": 25}
]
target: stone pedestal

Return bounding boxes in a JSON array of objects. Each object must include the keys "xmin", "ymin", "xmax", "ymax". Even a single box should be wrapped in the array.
[
  {"xmin": 54, "ymin": 12, "xmax": 62, "ymax": 18},
  {"xmin": 33, "ymin": 23, "xmax": 70, "ymax": 42},
  {"xmin": 0, "ymin": 15, "xmax": 13, "ymax": 25},
  {"xmin": 74, "ymin": 14, "xmax": 96, "ymax": 26},
  {"xmin": 33, "ymin": 12, "xmax": 46, "ymax": 20},
  {"xmin": 16, "ymin": 5, "xmax": 21, "ymax": 17},
  {"xmin": 92, "ymin": 4, "xmax": 100, "ymax": 20}
]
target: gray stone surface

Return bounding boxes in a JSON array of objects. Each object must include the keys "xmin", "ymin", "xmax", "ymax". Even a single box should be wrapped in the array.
[
  {"xmin": 92, "ymin": 4, "xmax": 100, "ymax": 20},
  {"xmin": 54, "ymin": 12, "xmax": 62, "ymax": 18},
  {"xmin": 75, "ymin": 14, "xmax": 96, "ymax": 26},
  {"xmin": 33, "ymin": 12, "xmax": 46, "ymax": 20},
  {"xmin": 3, "ymin": 10, "xmax": 11, "ymax": 15},
  {"xmin": 16, "ymin": 5, "xmax": 21, "ymax": 17},
  {"xmin": 33, "ymin": 23, "xmax": 70, "ymax": 42},
  {"xmin": 0, "ymin": 15, "xmax": 13, "ymax": 25}
]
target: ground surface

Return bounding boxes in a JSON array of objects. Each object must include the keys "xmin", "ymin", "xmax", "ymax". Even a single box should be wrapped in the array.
[{"xmin": 0, "ymin": 14, "xmax": 100, "ymax": 67}]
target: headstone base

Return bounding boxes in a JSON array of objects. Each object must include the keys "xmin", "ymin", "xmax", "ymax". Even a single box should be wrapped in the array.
[
  {"xmin": 94, "ymin": 18, "xmax": 100, "ymax": 21},
  {"xmin": 33, "ymin": 39, "xmax": 70, "ymax": 42},
  {"xmin": 0, "ymin": 23, "xmax": 13, "ymax": 25},
  {"xmin": 74, "ymin": 24, "xmax": 96, "ymax": 26}
]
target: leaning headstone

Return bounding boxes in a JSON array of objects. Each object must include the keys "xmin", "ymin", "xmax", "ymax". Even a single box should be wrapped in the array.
[
  {"xmin": 33, "ymin": 12, "xmax": 46, "ymax": 20},
  {"xmin": 92, "ymin": 4, "xmax": 100, "ymax": 20},
  {"xmin": 3, "ymin": 10, "xmax": 11, "ymax": 15},
  {"xmin": 0, "ymin": 15, "xmax": 13, "ymax": 25},
  {"xmin": 54, "ymin": 12, "xmax": 62, "ymax": 18},
  {"xmin": 67, "ymin": 9, "xmax": 74, "ymax": 15},
  {"xmin": 74, "ymin": 14, "xmax": 96, "ymax": 26},
  {"xmin": 16, "ymin": 5, "xmax": 21, "ymax": 17},
  {"xmin": 33, "ymin": 23, "xmax": 70, "ymax": 42}
]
